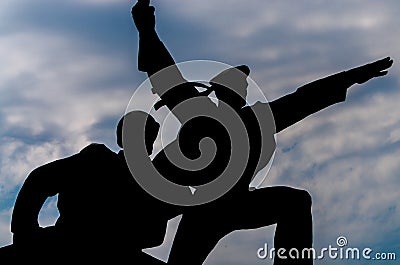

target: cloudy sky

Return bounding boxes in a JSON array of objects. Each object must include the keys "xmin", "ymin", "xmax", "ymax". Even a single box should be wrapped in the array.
[{"xmin": 1, "ymin": 0, "xmax": 399, "ymax": 264}]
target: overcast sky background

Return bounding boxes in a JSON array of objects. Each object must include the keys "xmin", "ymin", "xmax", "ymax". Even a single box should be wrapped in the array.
[{"xmin": 1, "ymin": 0, "xmax": 399, "ymax": 264}]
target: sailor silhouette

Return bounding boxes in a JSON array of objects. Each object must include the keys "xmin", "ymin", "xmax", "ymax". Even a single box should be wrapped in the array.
[{"xmin": 131, "ymin": 1, "xmax": 393, "ymax": 265}]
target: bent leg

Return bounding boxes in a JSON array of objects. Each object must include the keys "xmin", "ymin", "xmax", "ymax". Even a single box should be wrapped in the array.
[
  {"xmin": 234, "ymin": 186, "xmax": 313, "ymax": 265},
  {"xmin": 0, "ymin": 245, "xmax": 16, "ymax": 262},
  {"xmin": 167, "ymin": 209, "xmax": 230, "ymax": 265},
  {"xmin": 168, "ymin": 186, "xmax": 313, "ymax": 265}
]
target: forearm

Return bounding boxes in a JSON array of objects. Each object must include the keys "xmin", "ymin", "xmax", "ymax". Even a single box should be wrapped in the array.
[
  {"xmin": 11, "ymin": 159, "xmax": 63, "ymax": 235},
  {"xmin": 271, "ymin": 71, "xmax": 355, "ymax": 133},
  {"xmin": 139, "ymin": 29, "xmax": 187, "ymax": 98},
  {"xmin": 11, "ymin": 170, "xmax": 50, "ymax": 234},
  {"xmin": 138, "ymin": 29, "xmax": 176, "ymax": 75}
]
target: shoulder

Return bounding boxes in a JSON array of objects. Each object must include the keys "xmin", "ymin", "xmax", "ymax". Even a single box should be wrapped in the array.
[
  {"xmin": 243, "ymin": 102, "xmax": 276, "ymax": 132},
  {"xmin": 79, "ymin": 143, "xmax": 116, "ymax": 158},
  {"xmin": 248, "ymin": 101, "xmax": 271, "ymax": 111},
  {"xmin": 80, "ymin": 143, "xmax": 109, "ymax": 152}
]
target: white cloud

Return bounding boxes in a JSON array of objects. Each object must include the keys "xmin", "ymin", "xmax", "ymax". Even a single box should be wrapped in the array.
[
  {"xmin": 0, "ymin": 15, "xmax": 138, "ymax": 248},
  {"xmin": 158, "ymin": 0, "xmax": 390, "ymax": 38},
  {"xmin": 69, "ymin": 0, "xmax": 126, "ymax": 5},
  {"xmin": 0, "ymin": 208, "xmax": 13, "ymax": 247},
  {"xmin": 0, "ymin": 30, "xmax": 134, "ymax": 191},
  {"xmin": 0, "ymin": 140, "xmax": 66, "ymax": 192},
  {"xmin": 258, "ymin": 85, "xmax": 400, "ymax": 252},
  {"xmin": 156, "ymin": 0, "xmax": 400, "ymax": 102}
]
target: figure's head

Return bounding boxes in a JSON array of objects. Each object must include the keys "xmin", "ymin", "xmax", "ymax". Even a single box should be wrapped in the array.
[
  {"xmin": 116, "ymin": 111, "xmax": 160, "ymax": 155},
  {"xmin": 210, "ymin": 65, "xmax": 250, "ymax": 110}
]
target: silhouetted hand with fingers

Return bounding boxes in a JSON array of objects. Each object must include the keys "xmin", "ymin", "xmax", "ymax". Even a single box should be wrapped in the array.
[
  {"xmin": 347, "ymin": 57, "xmax": 394, "ymax": 84},
  {"xmin": 132, "ymin": 0, "xmax": 155, "ymax": 33}
]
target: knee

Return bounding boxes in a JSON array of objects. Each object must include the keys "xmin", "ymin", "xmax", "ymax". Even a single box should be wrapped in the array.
[
  {"xmin": 297, "ymin": 189, "xmax": 312, "ymax": 208},
  {"xmin": 282, "ymin": 187, "xmax": 312, "ymax": 211},
  {"xmin": 282, "ymin": 189, "xmax": 312, "ymax": 222},
  {"xmin": 286, "ymin": 189, "xmax": 312, "ymax": 214}
]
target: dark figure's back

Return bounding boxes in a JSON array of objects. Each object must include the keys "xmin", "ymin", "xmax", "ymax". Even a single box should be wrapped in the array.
[{"xmin": 9, "ymin": 143, "xmax": 171, "ymax": 262}]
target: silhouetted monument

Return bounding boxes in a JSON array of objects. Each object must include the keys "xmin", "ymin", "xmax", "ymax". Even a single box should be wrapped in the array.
[
  {"xmin": 0, "ymin": 1, "xmax": 393, "ymax": 265},
  {"xmin": 131, "ymin": 1, "xmax": 393, "ymax": 265}
]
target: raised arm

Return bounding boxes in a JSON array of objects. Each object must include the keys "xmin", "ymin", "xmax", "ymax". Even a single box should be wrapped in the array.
[
  {"xmin": 131, "ymin": 0, "xmax": 188, "ymax": 95},
  {"xmin": 131, "ymin": 0, "xmax": 213, "ymax": 123},
  {"xmin": 132, "ymin": 0, "xmax": 177, "ymax": 76},
  {"xmin": 270, "ymin": 57, "xmax": 394, "ymax": 133}
]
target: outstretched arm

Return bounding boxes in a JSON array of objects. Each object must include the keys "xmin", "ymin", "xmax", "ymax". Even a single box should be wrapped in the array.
[{"xmin": 270, "ymin": 57, "xmax": 394, "ymax": 133}]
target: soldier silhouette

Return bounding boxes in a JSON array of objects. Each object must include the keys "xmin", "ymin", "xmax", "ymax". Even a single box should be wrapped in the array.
[
  {"xmin": 131, "ymin": 1, "xmax": 393, "ymax": 265},
  {"xmin": 2, "ymin": 111, "xmax": 174, "ymax": 264}
]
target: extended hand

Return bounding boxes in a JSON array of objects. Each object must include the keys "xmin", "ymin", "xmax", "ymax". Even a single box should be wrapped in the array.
[
  {"xmin": 131, "ymin": 0, "xmax": 156, "ymax": 33},
  {"xmin": 348, "ymin": 57, "xmax": 394, "ymax": 84}
]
